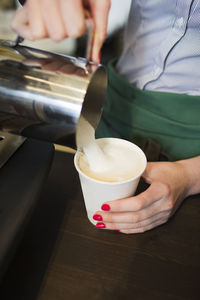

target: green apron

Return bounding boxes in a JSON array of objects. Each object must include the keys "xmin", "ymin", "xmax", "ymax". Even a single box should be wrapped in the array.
[{"xmin": 96, "ymin": 59, "xmax": 200, "ymax": 160}]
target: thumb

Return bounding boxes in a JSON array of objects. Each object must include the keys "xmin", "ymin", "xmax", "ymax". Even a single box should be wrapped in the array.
[
  {"xmin": 89, "ymin": 0, "xmax": 111, "ymax": 63},
  {"xmin": 142, "ymin": 162, "xmax": 158, "ymax": 184},
  {"xmin": 12, "ymin": 6, "xmax": 33, "ymax": 40}
]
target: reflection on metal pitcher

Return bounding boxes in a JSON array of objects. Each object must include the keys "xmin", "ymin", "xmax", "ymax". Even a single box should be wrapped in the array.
[{"xmin": 0, "ymin": 40, "xmax": 107, "ymax": 148}]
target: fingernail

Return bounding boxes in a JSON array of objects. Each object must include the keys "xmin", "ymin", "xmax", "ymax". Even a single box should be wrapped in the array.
[
  {"xmin": 93, "ymin": 214, "xmax": 103, "ymax": 221},
  {"xmin": 115, "ymin": 230, "xmax": 120, "ymax": 232},
  {"xmin": 101, "ymin": 204, "xmax": 110, "ymax": 211},
  {"xmin": 96, "ymin": 222, "xmax": 106, "ymax": 229}
]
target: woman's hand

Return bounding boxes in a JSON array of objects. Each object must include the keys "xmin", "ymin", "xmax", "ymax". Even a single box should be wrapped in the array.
[
  {"xmin": 93, "ymin": 157, "xmax": 200, "ymax": 234},
  {"xmin": 12, "ymin": 0, "xmax": 111, "ymax": 62}
]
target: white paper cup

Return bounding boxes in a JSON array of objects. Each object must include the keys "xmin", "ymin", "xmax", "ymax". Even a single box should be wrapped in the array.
[{"xmin": 74, "ymin": 138, "xmax": 147, "ymax": 225}]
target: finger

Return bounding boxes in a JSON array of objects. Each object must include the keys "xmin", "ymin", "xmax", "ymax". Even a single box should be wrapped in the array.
[
  {"xmin": 40, "ymin": 0, "xmax": 66, "ymax": 42},
  {"xmin": 120, "ymin": 218, "xmax": 168, "ymax": 234},
  {"xmin": 142, "ymin": 161, "xmax": 171, "ymax": 183},
  {"xmin": 96, "ymin": 215, "xmax": 168, "ymax": 231},
  {"xmin": 95, "ymin": 208, "xmax": 168, "ymax": 224},
  {"xmin": 12, "ymin": 7, "xmax": 33, "ymax": 40},
  {"xmin": 89, "ymin": 0, "xmax": 111, "ymax": 62},
  {"xmin": 103, "ymin": 181, "xmax": 170, "ymax": 212},
  {"xmin": 27, "ymin": 0, "xmax": 48, "ymax": 40},
  {"xmin": 60, "ymin": 0, "xmax": 86, "ymax": 38},
  {"xmin": 142, "ymin": 161, "xmax": 155, "ymax": 182}
]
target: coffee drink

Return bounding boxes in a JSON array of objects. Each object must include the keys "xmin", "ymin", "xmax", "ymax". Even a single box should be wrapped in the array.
[{"xmin": 77, "ymin": 138, "xmax": 146, "ymax": 183}]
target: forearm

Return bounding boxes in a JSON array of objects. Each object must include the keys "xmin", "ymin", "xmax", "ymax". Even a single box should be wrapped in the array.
[{"xmin": 177, "ymin": 156, "xmax": 200, "ymax": 196}]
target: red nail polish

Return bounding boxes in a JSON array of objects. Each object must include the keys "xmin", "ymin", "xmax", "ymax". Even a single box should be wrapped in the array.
[
  {"xmin": 96, "ymin": 222, "xmax": 106, "ymax": 229},
  {"xmin": 93, "ymin": 214, "xmax": 103, "ymax": 221},
  {"xmin": 115, "ymin": 230, "xmax": 120, "ymax": 232},
  {"xmin": 101, "ymin": 204, "xmax": 110, "ymax": 211}
]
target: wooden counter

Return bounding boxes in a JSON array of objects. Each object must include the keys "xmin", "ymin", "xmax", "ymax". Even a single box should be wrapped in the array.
[{"xmin": 0, "ymin": 150, "xmax": 199, "ymax": 300}]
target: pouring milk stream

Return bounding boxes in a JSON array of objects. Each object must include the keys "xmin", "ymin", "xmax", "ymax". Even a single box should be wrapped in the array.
[{"xmin": 76, "ymin": 116, "xmax": 144, "ymax": 183}]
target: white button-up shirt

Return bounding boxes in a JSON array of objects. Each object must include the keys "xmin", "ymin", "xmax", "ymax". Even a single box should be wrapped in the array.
[{"xmin": 117, "ymin": 0, "xmax": 200, "ymax": 95}]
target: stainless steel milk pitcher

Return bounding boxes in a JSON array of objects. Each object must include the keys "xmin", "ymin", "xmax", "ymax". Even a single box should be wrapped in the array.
[{"xmin": 0, "ymin": 40, "xmax": 107, "ymax": 148}]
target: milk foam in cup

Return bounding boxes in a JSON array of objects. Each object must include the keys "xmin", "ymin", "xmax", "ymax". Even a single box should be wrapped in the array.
[{"xmin": 74, "ymin": 137, "xmax": 147, "ymax": 225}]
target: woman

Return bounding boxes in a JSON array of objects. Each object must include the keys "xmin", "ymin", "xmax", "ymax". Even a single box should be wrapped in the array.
[{"xmin": 12, "ymin": 0, "xmax": 200, "ymax": 234}]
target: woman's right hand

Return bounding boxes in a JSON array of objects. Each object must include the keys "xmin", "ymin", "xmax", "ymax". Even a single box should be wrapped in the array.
[
  {"xmin": 94, "ymin": 156, "xmax": 200, "ymax": 234},
  {"xmin": 12, "ymin": 0, "xmax": 111, "ymax": 63}
]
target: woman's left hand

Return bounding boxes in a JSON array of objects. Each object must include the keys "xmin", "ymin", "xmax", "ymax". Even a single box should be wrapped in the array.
[{"xmin": 93, "ymin": 157, "xmax": 200, "ymax": 234}]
